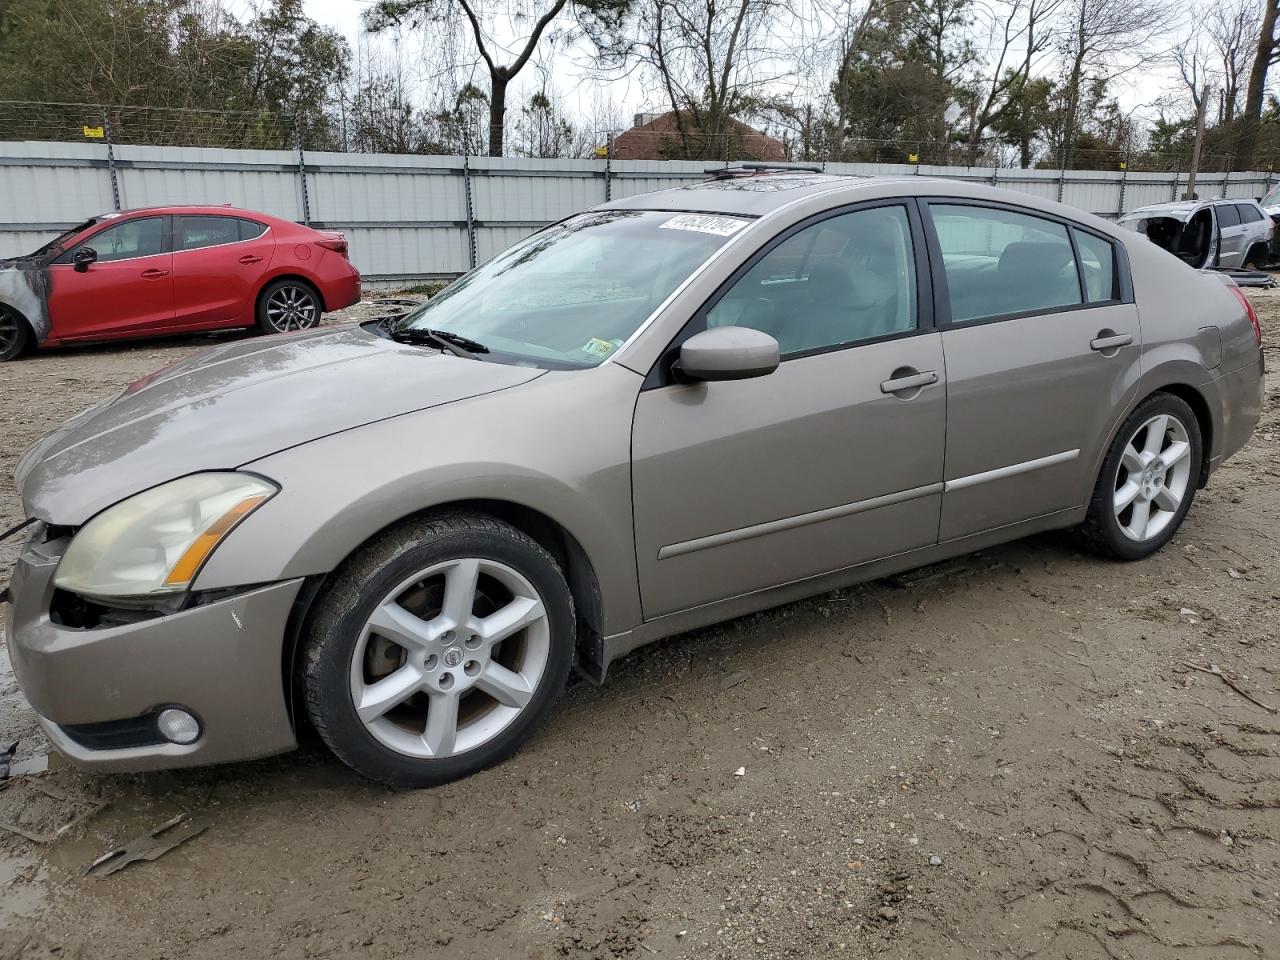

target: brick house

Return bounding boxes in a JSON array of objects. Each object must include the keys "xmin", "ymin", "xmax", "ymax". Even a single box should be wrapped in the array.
[{"xmin": 611, "ymin": 111, "xmax": 786, "ymax": 162}]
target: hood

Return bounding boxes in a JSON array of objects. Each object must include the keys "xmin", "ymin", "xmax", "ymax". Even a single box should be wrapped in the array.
[{"xmin": 17, "ymin": 324, "xmax": 545, "ymax": 524}]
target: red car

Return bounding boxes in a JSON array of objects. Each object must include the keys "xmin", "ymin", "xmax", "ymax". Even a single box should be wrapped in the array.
[{"xmin": 0, "ymin": 205, "xmax": 361, "ymax": 361}]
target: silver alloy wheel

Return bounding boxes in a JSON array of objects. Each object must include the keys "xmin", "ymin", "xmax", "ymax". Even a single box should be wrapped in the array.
[
  {"xmin": 1113, "ymin": 413, "xmax": 1193, "ymax": 542},
  {"xmin": 349, "ymin": 557, "xmax": 551, "ymax": 759},
  {"xmin": 265, "ymin": 285, "xmax": 319, "ymax": 332},
  {"xmin": 0, "ymin": 309, "xmax": 19, "ymax": 355}
]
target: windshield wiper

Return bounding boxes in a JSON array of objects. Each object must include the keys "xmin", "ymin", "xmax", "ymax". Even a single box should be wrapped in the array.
[{"xmin": 386, "ymin": 324, "xmax": 489, "ymax": 359}]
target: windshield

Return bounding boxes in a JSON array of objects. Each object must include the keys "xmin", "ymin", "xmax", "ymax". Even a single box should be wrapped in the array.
[
  {"xmin": 1261, "ymin": 184, "xmax": 1280, "ymax": 209},
  {"xmin": 395, "ymin": 209, "xmax": 750, "ymax": 368},
  {"xmin": 27, "ymin": 218, "xmax": 98, "ymax": 257}
]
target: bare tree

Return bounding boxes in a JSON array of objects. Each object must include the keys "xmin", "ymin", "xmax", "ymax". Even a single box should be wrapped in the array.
[
  {"xmin": 1207, "ymin": 0, "xmax": 1259, "ymax": 124},
  {"xmin": 624, "ymin": 0, "xmax": 792, "ymax": 160},
  {"xmin": 1055, "ymin": 0, "xmax": 1169, "ymax": 168},
  {"xmin": 960, "ymin": 0, "xmax": 1063, "ymax": 155},
  {"xmin": 1239, "ymin": 0, "xmax": 1279, "ymax": 168},
  {"xmin": 366, "ymin": 0, "xmax": 623, "ymax": 156}
]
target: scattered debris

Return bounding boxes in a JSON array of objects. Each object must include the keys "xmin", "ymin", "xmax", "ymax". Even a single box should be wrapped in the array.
[
  {"xmin": 83, "ymin": 813, "xmax": 209, "ymax": 878},
  {"xmin": 0, "ymin": 781, "xmax": 107, "ymax": 844},
  {"xmin": 929, "ymin": 855, "xmax": 943, "ymax": 866},
  {"xmin": 1182, "ymin": 662, "xmax": 1278, "ymax": 714},
  {"xmin": 0, "ymin": 741, "xmax": 15, "ymax": 780},
  {"xmin": 1228, "ymin": 568, "xmax": 1244, "ymax": 579},
  {"xmin": 719, "ymin": 670, "xmax": 750, "ymax": 690},
  {"xmin": 733, "ymin": 766, "xmax": 746, "ymax": 777}
]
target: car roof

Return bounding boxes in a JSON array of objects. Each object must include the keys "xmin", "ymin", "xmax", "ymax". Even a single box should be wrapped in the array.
[
  {"xmin": 93, "ymin": 204, "xmax": 278, "ymax": 220},
  {"xmin": 600, "ymin": 172, "xmax": 1126, "ymax": 231},
  {"xmin": 603, "ymin": 172, "xmax": 900, "ymax": 217},
  {"xmin": 1125, "ymin": 197, "xmax": 1256, "ymax": 217}
]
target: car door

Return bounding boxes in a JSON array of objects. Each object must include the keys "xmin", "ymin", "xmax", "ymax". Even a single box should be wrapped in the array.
[
  {"xmin": 171, "ymin": 215, "xmax": 275, "ymax": 326},
  {"xmin": 631, "ymin": 201, "xmax": 947, "ymax": 619},
  {"xmin": 45, "ymin": 216, "xmax": 174, "ymax": 339},
  {"xmin": 923, "ymin": 201, "xmax": 1141, "ymax": 542},
  {"xmin": 1214, "ymin": 203, "xmax": 1247, "ymax": 267}
]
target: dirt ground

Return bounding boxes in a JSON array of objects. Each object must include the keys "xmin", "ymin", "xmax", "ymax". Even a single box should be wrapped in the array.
[{"xmin": 1, "ymin": 291, "xmax": 1277, "ymax": 960}]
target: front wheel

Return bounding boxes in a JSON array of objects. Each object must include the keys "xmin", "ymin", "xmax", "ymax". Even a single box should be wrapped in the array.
[
  {"xmin": 257, "ymin": 279, "xmax": 322, "ymax": 333},
  {"xmin": 301, "ymin": 513, "xmax": 574, "ymax": 787},
  {"xmin": 0, "ymin": 306, "xmax": 32, "ymax": 361},
  {"xmin": 1080, "ymin": 393, "xmax": 1202, "ymax": 561}
]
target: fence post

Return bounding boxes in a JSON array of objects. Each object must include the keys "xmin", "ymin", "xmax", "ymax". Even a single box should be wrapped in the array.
[
  {"xmin": 462, "ymin": 155, "xmax": 477, "ymax": 270},
  {"xmin": 1170, "ymin": 174, "xmax": 1180, "ymax": 202},
  {"xmin": 990, "ymin": 165, "xmax": 998, "ymax": 187},
  {"xmin": 102, "ymin": 110, "xmax": 121, "ymax": 211},
  {"xmin": 1056, "ymin": 167, "xmax": 1065, "ymax": 203},
  {"xmin": 1117, "ymin": 160, "xmax": 1128, "ymax": 217},
  {"xmin": 604, "ymin": 132, "xmax": 613, "ymax": 203},
  {"xmin": 294, "ymin": 126, "xmax": 311, "ymax": 226}
]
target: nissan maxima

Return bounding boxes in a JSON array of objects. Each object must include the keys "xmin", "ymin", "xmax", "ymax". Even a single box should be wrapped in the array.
[{"xmin": 3, "ymin": 170, "xmax": 1263, "ymax": 787}]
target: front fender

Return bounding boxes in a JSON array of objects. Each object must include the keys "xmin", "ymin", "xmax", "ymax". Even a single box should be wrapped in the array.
[{"xmin": 193, "ymin": 363, "xmax": 645, "ymax": 636}]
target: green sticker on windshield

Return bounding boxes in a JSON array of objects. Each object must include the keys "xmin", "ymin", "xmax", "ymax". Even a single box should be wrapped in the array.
[{"xmin": 582, "ymin": 337, "xmax": 618, "ymax": 357}]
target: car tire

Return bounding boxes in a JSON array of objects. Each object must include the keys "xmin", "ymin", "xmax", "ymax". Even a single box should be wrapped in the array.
[
  {"xmin": 1080, "ymin": 392, "xmax": 1203, "ymax": 561},
  {"xmin": 256, "ymin": 279, "xmax": 322, "ymax": 334},
  {"xmin": 0, "ymin": 306, "xmax": 32, "ymax": 362},
  {"xmin": 301, "ymin": 511, "xmax": 575, "ymax": 788}
]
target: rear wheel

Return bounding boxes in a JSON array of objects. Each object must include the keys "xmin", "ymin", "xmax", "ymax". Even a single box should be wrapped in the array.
[
  {"xmin": 257, "ymin": 279, "xmax": 321, "ymax": 334},
  {"xmin": 301, "ymin": 512, "xmax": 574, "ymax": 788},
  {"xmin": 1244, "ymin": 244, "xmax": 1270, "ymax": 271},
  {"xmin": 0, "ymin": 306, "xmax": 32, "ymax": 362},
  {"xmin": 1080, "ymin": 393, "xmax": 1202, "ymax": 560}
]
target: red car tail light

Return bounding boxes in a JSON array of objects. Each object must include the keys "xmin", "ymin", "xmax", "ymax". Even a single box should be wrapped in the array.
[
  {"xmin": 1227, "ymin": 285, "xmax": 1262, "ymax": 347},
  {"xmin": 315, "ymin": 235, "xmax": 348, "ymax": 259}
]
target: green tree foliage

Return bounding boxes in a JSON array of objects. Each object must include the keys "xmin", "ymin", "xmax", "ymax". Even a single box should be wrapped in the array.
[{"xmin": 0, "ymin": 0, "xmax": 349, "ymax": 148}]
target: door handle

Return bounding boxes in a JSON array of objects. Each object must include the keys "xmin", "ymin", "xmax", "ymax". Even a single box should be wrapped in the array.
[
  {"xmin": 880, "ymin": 370, "xmax": 938, "ymax": 394},
  {"xmin": 1089, "ymin": 332, "xmax": 1132, "ymax": 352},
  {"xmin": 140, "ymin": 268, "xmax": 169, "ymax": 279},
  {"xmin": 238, "ymin": 254, "xmax": 263, "ymax": 264}
]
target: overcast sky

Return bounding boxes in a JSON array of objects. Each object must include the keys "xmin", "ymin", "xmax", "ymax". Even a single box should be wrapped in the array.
[{"xmin": 298, "ymin": 0, "xmax": 1194, "ymax": 136}]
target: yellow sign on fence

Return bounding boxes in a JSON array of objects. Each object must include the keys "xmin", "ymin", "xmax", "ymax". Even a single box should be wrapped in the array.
[
  {"xmin": 594, "ymin": 145, "xmax": 608, "ymax": 158},
  {"xmin": 82, "ymin": 125, "xmax": 105, "ymax": 139},
  {"xmin": 908, "ymin": 153, "xmax": 919, "ymax": 164}
]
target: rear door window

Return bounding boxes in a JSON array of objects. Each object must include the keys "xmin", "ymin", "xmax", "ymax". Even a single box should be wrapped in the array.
[
  {"xmin": 1216, "ymin": 205, "xmax": 1241, "ymax": 227},
  {"xmin": 178, "ymin": 216, "xmax": 242, "ymax": 251},
  {"xmin": 928, "ymin": 204, "xmax": 1082, "ymax": 324},
  {"xmin": 1236, "ymin": 203, "xmax": 1264, "ymax": 223}
]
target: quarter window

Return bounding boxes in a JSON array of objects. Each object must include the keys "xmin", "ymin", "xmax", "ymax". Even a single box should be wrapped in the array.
[
  {"xmin": 178, "ymin": 216, "xmax": 241, "ymax": 250},
  {"xmin": 930, "ymin": 204, "xmax": 1082, "ymax": 324},
  {"xmin": 1072, "ymin": 229, "xmax": 1117, "ymax": 303},
  {"xmin": 239, "ymin": 218, "xmax": 268, "ymax": 240},
  {"xmin": 706, "ymin": 205, "xmax": 917, "ymax": 356}
]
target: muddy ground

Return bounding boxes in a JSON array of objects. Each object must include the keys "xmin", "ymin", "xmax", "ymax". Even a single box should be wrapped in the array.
[{"xmin": 0, "ymin": 292, "xmax": 1277, "ymax": 960}]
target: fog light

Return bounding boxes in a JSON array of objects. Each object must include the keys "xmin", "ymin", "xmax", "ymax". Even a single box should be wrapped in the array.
[{"xmin": 156, "ymin": 708, "xmax": 201, "ymax": 745}]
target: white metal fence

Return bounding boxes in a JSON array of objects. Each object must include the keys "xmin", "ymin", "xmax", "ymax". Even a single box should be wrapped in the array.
[{"xmin": 1, "ymin": 140, "xmax": 1275, "ymax": 282}]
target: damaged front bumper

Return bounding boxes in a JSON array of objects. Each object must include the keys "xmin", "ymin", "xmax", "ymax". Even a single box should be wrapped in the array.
[{"xmin": 5, "ymin": 524, "xmax": 301, "ymax": 772}]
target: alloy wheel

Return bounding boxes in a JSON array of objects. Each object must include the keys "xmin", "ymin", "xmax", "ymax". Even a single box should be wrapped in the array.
[
  {"xmin": 0, "ymin": 309, "xmax": 19, "ymax": 356},
  {"xmin": 265, "ymin": 285, "xmax": 319, "ymax": 332},
  {"xmin": 1113, "ymin": 413, "xmax": 1193, "ymax": 542},
  {"xmin": 349, "ymin": 557, "xmax": 551, "ymax": 759}
]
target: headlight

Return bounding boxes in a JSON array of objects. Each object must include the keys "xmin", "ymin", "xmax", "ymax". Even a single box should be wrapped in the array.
[{"xmin": 54, "ymin": 473, "xmax": 277, "ymax": 600}]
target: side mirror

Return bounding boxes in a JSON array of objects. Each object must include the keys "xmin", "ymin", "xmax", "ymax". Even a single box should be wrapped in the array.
[
  {"xmin": 73, "ymin": 247, "xmax": 97, "ymax": 272},
  {"xmin": 676, "ymin": 325, "xmax": 780, "ymax": 382}
]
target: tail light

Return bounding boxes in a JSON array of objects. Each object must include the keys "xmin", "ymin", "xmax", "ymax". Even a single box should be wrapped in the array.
[
  {"xmin": 315, "ymin": 235, "xmax": 348, "ymax": 259},
  {"xmin": 1227, "ymin": 285, "xmax": 1262, "ymax": 347}
]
